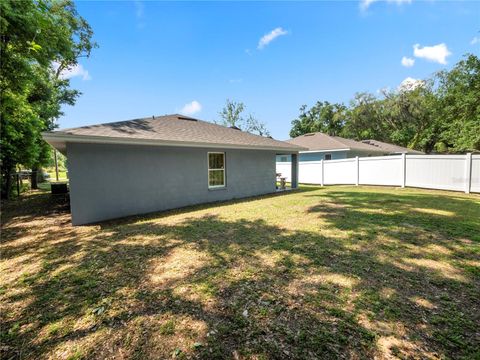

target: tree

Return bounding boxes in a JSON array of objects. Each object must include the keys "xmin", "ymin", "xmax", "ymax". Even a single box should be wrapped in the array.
[
  {"xmin": 341, "ymin": 88, "xmax": 438, "ymax": 153},
  {"xmin": 245, "ymin": 114, "xmax": 270, "ymax": 137},
  {"xmin": 0, "ymin": 0, "xmax": 96, "ymax": 197},
  {"xmin": 341, "ymin": 93, "xmax": 387, "ymax": 141},
  {"xmin": 218, "ymin": 99, "xmax": 245, "ymax": 128},
  {"xmin": 435, "ymin": 54, "xmax": 480, "ymax": 152},
  {"xmin": 296, "ymin": 54, "xmax": 480, "ymax": 154},
  {"xmin": 289, "ymin": 101, "xmax": 347, "ymax": 138},
  {"xmin": 218, "ymin": 99, "xmax": 270, "ymax": 136}
]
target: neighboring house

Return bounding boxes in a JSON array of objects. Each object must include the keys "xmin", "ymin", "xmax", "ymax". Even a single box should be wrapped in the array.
[
  {"xmin": 276, "ymin": 132, "xmax": 423, "ymax": 163},
  {"xmin": 43, "ymin": 114, "xmax": 304, "ymax": 225},
  {"xmin": 360, "ymin": 139, "xmax": 424, "ymax": 155}
]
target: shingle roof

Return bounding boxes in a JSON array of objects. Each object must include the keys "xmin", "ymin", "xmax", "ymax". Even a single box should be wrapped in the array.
[
  {"xmin": 360, "ymin": 140, "xmax": 424, "ymax": 154},
  {"xmin": 43, "ymin": 114, "xmax": 304, "ymax": 153},
  {"xmin": 286, "ymin": 132, "xmax": 385, "ymax": 153}
]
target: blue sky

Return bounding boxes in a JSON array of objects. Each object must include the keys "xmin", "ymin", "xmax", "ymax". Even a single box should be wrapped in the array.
[{"xmin": 61, "ymin": 0, "xmax": 479, "ymax": 140}]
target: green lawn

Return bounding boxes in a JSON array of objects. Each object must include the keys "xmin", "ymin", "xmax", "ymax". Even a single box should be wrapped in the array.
[
  {"xmin": 1, "ymin": 186, "xmax": 479, "ymax": 359},
  {"xmin": 46, "ymin": 170, "xmax": 68, "ymax": 181}
]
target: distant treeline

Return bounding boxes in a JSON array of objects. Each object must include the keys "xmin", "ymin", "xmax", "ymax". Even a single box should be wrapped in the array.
[{"xmin": 290, "ymin": 54, "xmax": 480, "ymax": 153}]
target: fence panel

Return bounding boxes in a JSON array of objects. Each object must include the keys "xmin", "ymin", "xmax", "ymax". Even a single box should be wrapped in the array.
[
  {"xmin": 359, "ymin": 155, "xmax": 403, "ymax": 186},
  {"xmin": 299, "ymin": 161, "xmax": 323, "ymax": 184},
  {"xmin": 324, "ymin": 159, "xmax": 356, "ymax": 185},
  {"xmin": 276, "ymin": 163, "xmax": 292, "ymax": 182},
  {"xmin": 276, "ymin": 153, "xmax": 479, "ymax": 193},
  {"xmin": 405, "ymin": 155, "xmax": 466, "ymax": 192},
  {"xmin": 471, "ymin": 155, "xmax": 480, "ymax": 193}
]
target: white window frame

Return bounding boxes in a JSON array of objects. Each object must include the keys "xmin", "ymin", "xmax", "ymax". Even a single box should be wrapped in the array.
[
  {"xmin": 324, "ymin": 153, "xmax": 332, "ymax": 161},
  {"xmin": 208, "ymin": 152, "xmax": 226, "ymax": 189}
]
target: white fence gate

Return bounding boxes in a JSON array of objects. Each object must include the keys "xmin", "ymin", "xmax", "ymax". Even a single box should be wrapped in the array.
[{"xmin": 276, "ymin": 154, "xmax": 480, "ymax": 194}]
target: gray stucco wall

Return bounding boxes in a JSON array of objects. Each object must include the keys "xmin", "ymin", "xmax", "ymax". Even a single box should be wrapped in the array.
[{"xmin": 66, "ymin": 143, "xmax": 278, "ymax": 225}]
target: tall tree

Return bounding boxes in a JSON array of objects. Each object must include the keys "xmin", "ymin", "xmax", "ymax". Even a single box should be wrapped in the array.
[
  {"xmin": 0, "ymin": 0, "xmax": 96, "ymax": 196},
  {"xmin": 289, "ymin": 101, "xmax": 347, "ymax": 138},
  {"xmin": 435, "ymin": 54, "xmax": 480, "ymax": 152},
  {"xmin": 218, "ymin": 99, "xmax": 270, "ymax": 136},
  {"xmin": 218, "ymin": 99, "xmax": 245, "ymax": 128},
  {"xmin": 341, "ymin": 93, "xmax": 388, "ymax": 142},
  {"xmin": 298, "ymin": 54, "xmax": 480, "ymax": 154}
]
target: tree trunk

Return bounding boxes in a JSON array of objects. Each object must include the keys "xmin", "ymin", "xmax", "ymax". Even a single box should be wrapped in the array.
[
  {"xmin": 1, "ymin": 164, "xmax": 14, "ymax": 200},
  {"xmin": 31, "ymin": 165, "xmax": 38, "ymax": 189},
  {"xmin": 37, "ymin": 167, "xmax": 46, "ymax": 184}
]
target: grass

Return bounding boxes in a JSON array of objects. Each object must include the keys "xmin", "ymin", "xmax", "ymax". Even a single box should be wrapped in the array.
[
  {"xmin": 46, "ymin": 169, "xmax": 68, "ymax": 182},
  {"xmin": 1, "ymin": 185, "xmax": 479, "ymax": 359}
]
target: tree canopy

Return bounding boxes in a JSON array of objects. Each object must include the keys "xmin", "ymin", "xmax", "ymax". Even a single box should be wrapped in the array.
[
  {"xmin": 0, "ymin": 0, "xmax": 96, "ymax": 196},
  {"xmin": 289, "ymin": 101, "xmax": 347, "ymax": 138},
  {"xmin": 218, "ymin": 99, "xmax": 270, "ymax": 136},
  {"xmin": 290, "ymin": 54, "xmax": 480, "ymax": 153}
]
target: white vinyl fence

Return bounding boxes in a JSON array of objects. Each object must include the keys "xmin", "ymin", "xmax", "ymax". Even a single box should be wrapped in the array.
[{"xmin": 276, "ymin": 154, "xmax": 480, "ymax": 194}]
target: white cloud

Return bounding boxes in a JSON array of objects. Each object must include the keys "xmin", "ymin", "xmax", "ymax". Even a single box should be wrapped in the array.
[
  {"xmin": 398, "ymin": 77, "xmax": 424, "ymax": 92},
  {"xmin": 413, "ymin": 43, "xmax": 451, "ymax": 65},
  {"xmin": 360, "ymin": 0, "xmax": 411, "ymax": 11},
  {"xmin": 401, "ymin": 56, "xmax": 415, "ymax": 67},
  {"xmin": 471, "ymin": 36, "xmax": 480, "ymax": 45},
  {"xmin": 228, "ymin": 78, "xmax": 243, "ymax": 84},
  {"xmin": 257, "ymin": 27, "xmax": 288, "ymax": 50},
  {"xmin": 180, "ymin": 100, "xmax": 202, "ymax": 115},
  {"xmin": 52, "ymin": 62, "xmax": 91, "ymax": 81}
]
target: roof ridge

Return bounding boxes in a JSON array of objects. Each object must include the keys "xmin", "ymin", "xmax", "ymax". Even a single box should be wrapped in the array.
[
  {"xmin": 45, "ymin": 114, "xmax": 306, "ymax": 152},
  {"xmin": 332, "ymin": 134, "xmax": 382, "ymax": 149},
  {"xmin": 59, "ymin": 115, "xmax": 170, "ymax": 132},
  {"xmin": 327, "ymin": 134, "xmax": 354, "ymax": 149}
]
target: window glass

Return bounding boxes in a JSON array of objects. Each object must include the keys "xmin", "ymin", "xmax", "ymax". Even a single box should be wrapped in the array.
[
  {"xmin": 208, "ymin": 153, "xmax": 225, "ymax": 187},
  {"xmin": 209, "ymin": 153, "xmax": 224, "ymax": 169},
  {"xmin": 324, "ymin": 153, "xmax": 332, "ymax": 160}
]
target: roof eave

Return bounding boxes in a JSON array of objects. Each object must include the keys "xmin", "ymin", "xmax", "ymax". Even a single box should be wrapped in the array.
[
  {"xmin": 299, "ymin": 148, "xmax": 351, "ymax": 153},
  {"xmin": 41, "ymin": 132, "xmax": 306, "ymax": 153}
]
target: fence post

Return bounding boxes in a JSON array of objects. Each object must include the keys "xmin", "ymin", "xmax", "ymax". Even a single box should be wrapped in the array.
[
  {"xmin": 355, "ymin": 156, "xmax": 359, "ymax": 186},
  {"xmin": 401, "ymin": 153, "xmax": 406, "ymax": 188},
  {"xmin": 465, "ymin": 153, "xmax": 472, "ymax": 194},
  {"xmin": 320, "ymin": 159, "xmax": 324, "ymax": 186}
]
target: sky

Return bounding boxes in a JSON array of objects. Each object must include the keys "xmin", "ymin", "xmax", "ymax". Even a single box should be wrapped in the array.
[{"xmin": 60, "ymin": 0, "xmax": 480, "ymax": 140}]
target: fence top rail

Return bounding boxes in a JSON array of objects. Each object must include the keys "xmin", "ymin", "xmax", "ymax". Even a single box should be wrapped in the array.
[
  {"xmin": 323, "ymin": 158, "xmax": 356, "ymax": 164},
  {"xmin": 406, "ymin": 154, "xmax": 471, "ymax": 160},
  {"xmin": 359, "ymin": 155, "xmax": 402, "ymax": 161},
  {"xmin": 299, "ymin": 161, "xmax": 323, "ymax": 165}
]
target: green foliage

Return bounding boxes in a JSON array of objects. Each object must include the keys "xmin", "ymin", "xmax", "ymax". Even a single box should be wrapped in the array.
[
  {"xmin": 290, "ymin": 101, "xmax": 347, "ymax": 138},
  {"xmin": 435, "ymin": 54, "xmax": 480, "ymax": 152},
  {"xmin": 218, "ymin": 99, "xmax": 245, "ymax": 128},
  {"xmin": 290, "ymin": 54, "xmax": 480, "ymax": 153},
  {"xmin": 0, "ymin": 0, "xmax": 96, "ymax": 196},
  {"xmin": 218, "ymin": 99, "xmax": 270, "ymax": 136}
]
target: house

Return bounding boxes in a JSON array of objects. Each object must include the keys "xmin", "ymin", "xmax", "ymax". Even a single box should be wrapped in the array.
[
  {"xmin": 276, "ymin": 132, "xmax": 423, "ymax": 163},
  {"xmin": 43, "ymin": 114, "xmax": 304, "ymax": 225},
  {"xmin": 360, "ymin": 139, "xmax": 424, "ymax": 155}
]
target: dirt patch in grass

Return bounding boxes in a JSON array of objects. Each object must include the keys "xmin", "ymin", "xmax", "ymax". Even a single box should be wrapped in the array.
[{"xmin": 1, "ymin": 186, "xmax": 479, "ymax": 359}]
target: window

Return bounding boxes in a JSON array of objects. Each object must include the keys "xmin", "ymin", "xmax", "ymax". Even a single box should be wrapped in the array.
[
  {"xmin": 280, "ymin": 156, "xmax": 288, "ymax": 162},
  {"xmin": 324, "ymin": 153, "xmax": 332, "ymax": 160},
  {"xmin": 208, "ymin": 152, "xmax": 225, "ymax": 188}
]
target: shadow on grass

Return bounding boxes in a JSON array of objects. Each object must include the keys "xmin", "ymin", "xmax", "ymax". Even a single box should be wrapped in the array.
[{"xmin": 1, "ymin": 187, "xmax": 479, "ymax": 359}]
